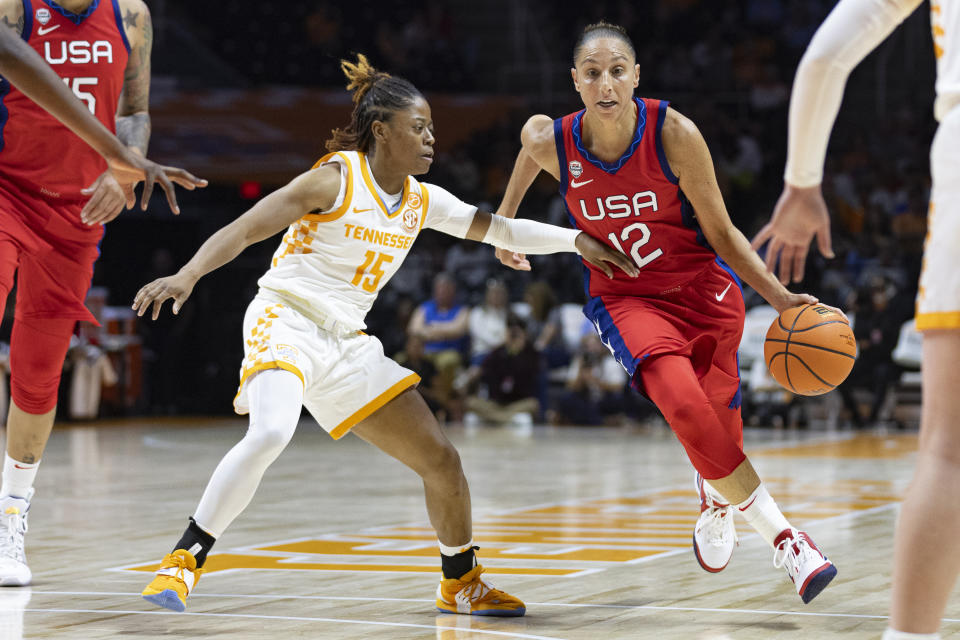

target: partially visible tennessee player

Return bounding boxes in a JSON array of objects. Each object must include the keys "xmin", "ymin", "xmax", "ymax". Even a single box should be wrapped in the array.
[
  {"xmin": 752, "ymin": 1, "xmax": 960, "ymax": 637},
  {"xmin": 0, "ymin": 0, "xmax": 197, "ymax": 586},
  {"xmin": 495, "ymin": 22, "xmax": 839, "ymax": 603},
  {"xmin": 133, "ymin": 54, "xmax": 635, "ymax": 616}
]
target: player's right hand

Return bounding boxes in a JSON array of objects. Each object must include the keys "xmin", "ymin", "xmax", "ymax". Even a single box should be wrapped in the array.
[
  {"xmin": 495, "ymin": 246, "xmax": 531, "ymax": 271},
  {"xmin": 575, "ymin": 232, "xmax": 639, "ymax": 279},
  {"xmin": 132, "ymin": 272, "xmax": 197, "ymax": 320},
  {"xmin": 104, "ymin": 150, "xmax": 208, "ymax": 215},
  {"xmin": 751, "ymin": 183, "xmax": 835, "ymax": 285}
]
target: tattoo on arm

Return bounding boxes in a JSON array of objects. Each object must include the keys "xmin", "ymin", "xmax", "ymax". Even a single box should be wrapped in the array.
[
  {"xmin": 116, "ymin": 112, "xmax": 150, "ymax": 155},
  {"xmin": 117, "ymin": 2, "xmax": 152, "ymax": 154},
  {"xmin": 0, "ymin": 13, "xmax": 24, "ymax": 36}
]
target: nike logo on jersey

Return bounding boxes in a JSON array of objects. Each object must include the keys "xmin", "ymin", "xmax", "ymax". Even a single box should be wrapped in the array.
[
  {"xmin": 37, "ymin": 24, "xmax": 60, "ymax": 35},
  {"xmin": 570, "ymin": 178, "xmax": 594, "ymax": 189},
  {"xmin": 353, "ymin": 207, "xmax": 374, "ymax": 213},
  {"xmin": 715, "ymin": 283, "xmax": 733, "ymax": 302}
]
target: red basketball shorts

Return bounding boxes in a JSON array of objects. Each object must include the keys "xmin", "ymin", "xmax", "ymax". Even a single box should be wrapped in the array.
[
  {"xmin": 584, "ymin": 259, "xmax": 746, "ymax": 466},
  {"xmin": 0, "ymin": 178, "xmax": 103, "ymax": 414}
]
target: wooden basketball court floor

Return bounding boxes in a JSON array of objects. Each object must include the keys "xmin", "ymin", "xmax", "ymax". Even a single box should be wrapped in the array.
[{"xmin": 0, "ymin": 417, "xmax": 956, "ymax": 639}]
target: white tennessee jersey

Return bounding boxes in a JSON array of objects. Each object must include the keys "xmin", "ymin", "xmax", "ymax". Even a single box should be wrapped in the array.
[
  {"xmin": 257, "ymin": 150, "xmax": 477, "ymax": 332},
  {"xmin": 933, "ymin": 0, "xmax": 960, "ymax": 120}
]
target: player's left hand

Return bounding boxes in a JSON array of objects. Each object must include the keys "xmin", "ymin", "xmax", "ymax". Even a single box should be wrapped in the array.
[
  {"xmin": 79, "ymin": 170, "xmax": 127, "ymax": 225},
  {"xmin": 575, "ymin": 232, "xmax": 639, "ymax": 279}
]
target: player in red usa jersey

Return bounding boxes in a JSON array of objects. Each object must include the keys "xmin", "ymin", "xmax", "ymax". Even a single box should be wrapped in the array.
[
  {"xmin": 0, "ymin": 0, "xmax": 184, "ymax": 586},
  {"xmin": 496, "ymin": 22, "xmax": 840, "ymax": 604}
]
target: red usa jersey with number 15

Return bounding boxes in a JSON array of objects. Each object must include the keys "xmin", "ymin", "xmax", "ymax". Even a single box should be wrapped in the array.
[
  {"xmin": 555, "ymin": 97, "xmax": 715, "ymax": 298},
  {"xmin": 0, "ymin": 0, "xmax": 130, "ymax": 200}
]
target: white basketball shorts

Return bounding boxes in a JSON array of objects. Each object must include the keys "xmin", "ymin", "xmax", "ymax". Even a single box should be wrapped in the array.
[
  {"xmin": 918, "ymin": 103, "xmax": 960, "ymax": 330},
  {"xmin": 233, "ymin": 295, "xmax": 420, "ymax": 439}
]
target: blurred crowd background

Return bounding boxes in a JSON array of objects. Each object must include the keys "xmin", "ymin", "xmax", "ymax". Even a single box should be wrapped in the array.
[{"xmin": 0, "ymin": 0, "xmax": 938, "ymax": 428}]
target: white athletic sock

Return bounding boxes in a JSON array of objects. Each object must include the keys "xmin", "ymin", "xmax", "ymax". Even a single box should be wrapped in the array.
[
  {"xmin": 438, "ymin": 539, "xmax": 473, "ymax": 556},
  {"xmin": 882, "ymin": 629, "xmax": 940, "ymax": 640},
  {"xmin": 736, "ymin": 484, "xmax": 791, "ymax": 548},
  {"xmin": 0, "ymin": 455, "xmax": 38, "ymax": 500}
]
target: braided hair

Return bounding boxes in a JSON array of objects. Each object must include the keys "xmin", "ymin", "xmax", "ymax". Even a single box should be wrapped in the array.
[
  {"xmin": 325, "ymin": 54, "xmax": 424, "ymax": 153},
  {"xmin": 572, "ymin": 21, "xmax": 636, "ymax": 65}
]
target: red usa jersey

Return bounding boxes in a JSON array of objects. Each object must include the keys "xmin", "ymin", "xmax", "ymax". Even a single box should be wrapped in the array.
[
  {"xmin": 0, "ymin": 0, "xmax": 130, "ymax": 200},
  {"xmin": 556, "ymin": 97, "xmax": 715, "ymax": 298}
]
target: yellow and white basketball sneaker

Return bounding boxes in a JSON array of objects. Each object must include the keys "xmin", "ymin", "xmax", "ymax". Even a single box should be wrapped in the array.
[
  {"xmin": 0, "ymin": 494, "xmax": 32, "ymax": 586},
  {"xmin": 436, "ymin": 565, "xmax": 525, "ymax": 616},
  {"xmin": 141, "ymin": 549, "xmax": 203, "ymax": 612}
]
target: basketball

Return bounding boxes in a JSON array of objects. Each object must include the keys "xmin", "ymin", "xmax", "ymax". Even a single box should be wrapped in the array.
[{"xmin": 764, "ymin": 304, "xmax": 857, "ymax": 396}]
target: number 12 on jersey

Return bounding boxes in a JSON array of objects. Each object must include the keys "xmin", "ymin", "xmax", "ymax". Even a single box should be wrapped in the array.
[
  {"xmin": 351, "ymin": 250, "xmax": 394, "ymax": 292},
  {"xmin": 607, "ymin": 223, "xmax": 663, "ymax": 269}
]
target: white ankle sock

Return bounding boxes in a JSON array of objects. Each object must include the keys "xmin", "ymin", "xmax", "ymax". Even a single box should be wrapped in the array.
[
  {"xmin": 0, "ymin": 455, "xmax": 38, "ymax": 500},
  {"xmin": 736, "ymin": 484, "xmax": 791, "ymax": 548},
  {"xmin": 882, "ymin": 629, "xmax": 940, "ymax": 640},
  {"xmin": 438, "ymin": 539, "xmax": 473, "ymax": 556}
]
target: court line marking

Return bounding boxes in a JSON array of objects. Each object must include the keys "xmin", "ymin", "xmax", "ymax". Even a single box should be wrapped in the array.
[
  {"xmin": 23, "ymin": 594, "xmax": 960, "ymax": 625},
  {"xmin": 17, "ymin": 607, "xmax": 566, "ymax": 640}
]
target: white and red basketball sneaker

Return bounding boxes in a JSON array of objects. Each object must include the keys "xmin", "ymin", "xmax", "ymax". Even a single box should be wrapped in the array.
[
  {"xmin": 693, "ymin": 474, "xmax": 738, "ymax": 572},
  {"xmin": 773, "ymin": 528, "xmax": 837, "ymax": 603}
]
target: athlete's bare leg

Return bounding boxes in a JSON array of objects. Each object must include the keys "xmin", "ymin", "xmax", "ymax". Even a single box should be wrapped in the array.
[
  {"xmin": 707, "ymin": 458, "xmax": 761, "ymax": 505},
  {"xmin": 889, "ymin": 330, "xmax": 960, "ymax": 634},
  {"xmin": 4, "ymin": 402, "xmax": 55, "ymax": 464},
  {"xmin": 352, "ymin": 388, "xmax": 471, "ymax": 546}
]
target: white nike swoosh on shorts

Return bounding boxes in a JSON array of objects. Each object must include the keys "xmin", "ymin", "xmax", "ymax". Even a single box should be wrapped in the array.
[{"xmin": 715, "ymin": 283, "xmax": 733, "ymax": 302}]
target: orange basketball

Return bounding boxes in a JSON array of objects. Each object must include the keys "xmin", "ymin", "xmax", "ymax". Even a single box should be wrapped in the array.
[{"xmin": 763, "ymin": 304, "xmax": 857, "ymax": 396}]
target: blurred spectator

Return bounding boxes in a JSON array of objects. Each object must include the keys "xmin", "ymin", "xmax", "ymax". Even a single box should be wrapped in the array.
[
  {"xmin": 468, "ymin": 279, "xmax": 508, "ymax": 366},
  {"xmin": 65, "ymin": 287, "xmax": 117, "ymax": 420},
  {"xmin": 408, "ymin": 272, "xmax": 469, "ymax": 415},
  {"xmin": 552, "ymin": 331, "xmax": 629, "ymax": 426},
  {"xmin": 394, "ymin": 333, "xmax": 445, "ymax": 420},
  {"xmin": 839, "ymin": 278, "xmax": 903, "ymax": 426},
  {"xmin": 464, "ymin": 315, "xmax": 540, "ymax": 428},
  {"xmin": 443, "ymin": 239, "xmax": 497, "ymax": 295},
  {"xmin": 524, "ymin": 281, "xmax": 568, "ymax": 367}
]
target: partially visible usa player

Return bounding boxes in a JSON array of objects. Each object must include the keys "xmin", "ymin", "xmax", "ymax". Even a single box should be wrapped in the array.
[
  {"xmin": 0, "ymin": 23, "xmax": 205, "ymax": 211},
  {"xmin": 0, "ymin": 0, "xmax": 161, "ymax": 585},
  {"xmin": 496, "ymin": 22, "xmax": 839, "ymax": 603}
]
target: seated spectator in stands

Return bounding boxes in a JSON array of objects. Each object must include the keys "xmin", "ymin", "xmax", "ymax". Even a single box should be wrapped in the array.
[
  {"xmin": 65, "ymin": 287, "xmax": 118, "ymax": 420},
  {"xmin": 468, "ymin": 279, "xmax": 508, "ymax": 366},
  {"xmin": 839, "ymin": 278, "xmax": 903, "ymax": 427},
  {"xmin": 444, "ymin": 238, "xmax": 497, "ymax": 296},
  {"xmin": 523, "ymin": 281, "xmax": 568, "ymax": 368},
  {"xmin": 408, "ymin": 272, "xmax": 469, "ymax": 413},
  {"xmin": 552, "ymin": 332, "xmax": 628, "ymax": 426},
  {"xmin": 394, "ymin": 333, "xmax": 444, "ymax": 420},
  {"xmin": 463, "ymin": 315, "xmax": 540, "ymax": 428}
]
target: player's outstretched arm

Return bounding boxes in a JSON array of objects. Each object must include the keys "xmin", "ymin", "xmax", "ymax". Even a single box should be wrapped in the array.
[
  {"xmin": 752, "ymin": 0, "xmax": 922, "ymax": 283},
  {"xmin": 133, "ymin": 166, "xmax": 340, "ymax": 320},
  {"xmin": 494, "ymin": 115, "xmax": 559, "ymax": 271},
  {"xmin": 662, "ymin": 108, "xmax": 816, "ymax": 313}
]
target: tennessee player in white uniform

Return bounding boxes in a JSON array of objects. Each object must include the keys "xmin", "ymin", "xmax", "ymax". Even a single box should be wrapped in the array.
[
  {"xmin": 133, "ymin": 55, "xmax": 636, "ymax": 617},
  {"xmin": 751, "ymin": 1, "xmax": 960, "ymax": 638}
]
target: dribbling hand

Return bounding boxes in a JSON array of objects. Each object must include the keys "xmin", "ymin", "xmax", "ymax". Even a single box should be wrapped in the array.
[
  {"xmin": 751, "ymin": 184, "xmax": 835, "ymax": 285},
  {"xmin": 132, "ymin": 272, "xmax": 197, "ymax": 320},
  {"xmin": 575, "ymin": 233, "xmax": 639, "ymax": 279}
]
